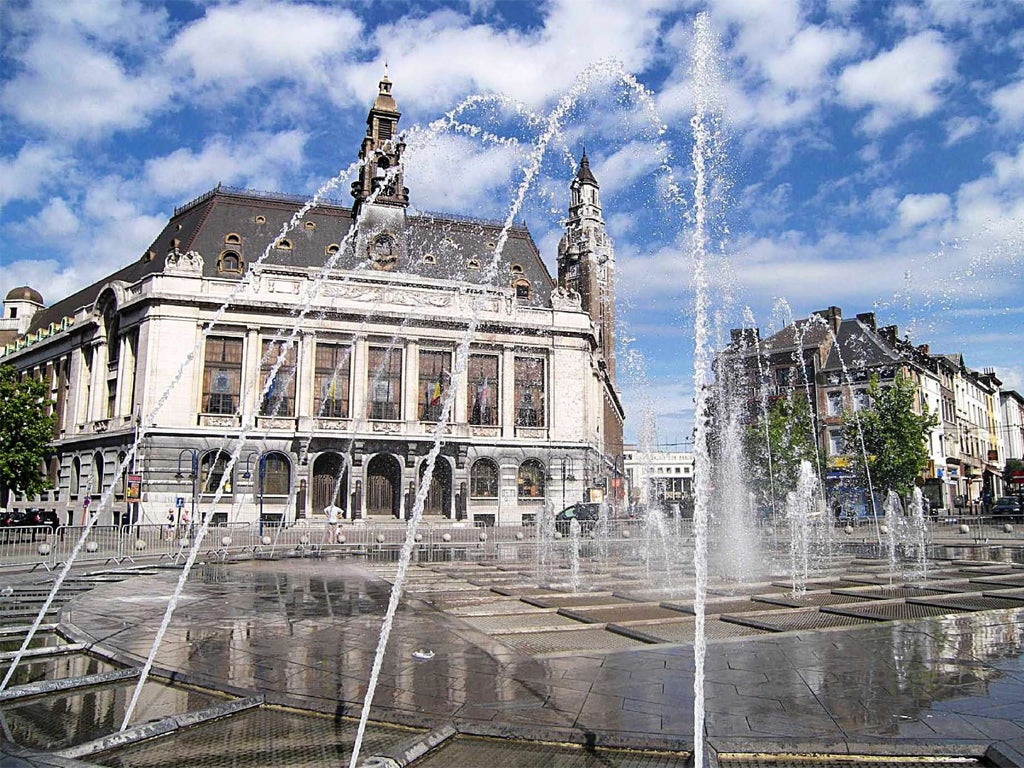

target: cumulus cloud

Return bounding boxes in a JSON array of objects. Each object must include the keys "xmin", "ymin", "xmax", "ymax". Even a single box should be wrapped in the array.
[
  {"xmin": 21, "ymin": 197, "xmax": 80, "ymax": 239},
  {"xmin": 166, "ymin": 2, "xmax": 363, "ymax": 95},
  {"xmin": 838, "ymin": 31, "xmax": 956, "ymax": 133},
  {"xmin": 944, "ymin": 115, "xmax": 983, "ymax": 146},
  {"xmin": 991, "ymin": 77, "xmax": 1024, "ymax": 127},
  {"xmin": 2, "ymin": 29, "xmax": 172, "ymax": 139},
  {"xmin": 897, "ymin": 193, "xmax": 951, "ymax": 229},
  {"xmin": 0, "ymin": 144, "xmax": 67, "ymax": 205},
  {"xmin": 144, "ymin": 130, "xmax": 309, "ymax": 199}
]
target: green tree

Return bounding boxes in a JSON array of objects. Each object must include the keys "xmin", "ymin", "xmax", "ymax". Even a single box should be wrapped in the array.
[
  {"xmin": 745, "ymin": 395, "xmax": 819, "ymax": 510},
  {"xmin": 0, "ymin": 365, "xmax": 56, "ymax": 505},
  {"xmin": 840, "ymin": 374, "xmax": 938, "ymax": 496}
]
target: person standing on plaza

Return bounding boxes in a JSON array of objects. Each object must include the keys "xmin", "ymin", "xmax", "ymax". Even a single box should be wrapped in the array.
[{"xmin": 324, "ymin": 502, "xmax": 343, "ymax": 543}]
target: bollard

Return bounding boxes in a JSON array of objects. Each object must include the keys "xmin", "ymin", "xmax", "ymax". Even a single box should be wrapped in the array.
[
  {"xmin": 844, "ymin": 525, "xmax": 854, "ymax": 535},
  {"xmin": 879, "ymin": 525, "xmax": 889, "ymax": 535},
  {"xmin": 261, "ymin": 536, "xmax": 272, "ymax": 546},
  {"xmin": 515, "ymin": 532, "xmax": 525, "ymax": 541},
  {"xmin": 442, "ymin": 533, "xmax": 452, "ymax": 542},
  {"xmin": 221, "ymin": 536, "xmax": 232, "ymax": 547},
  {"xmin": 622, "ymin": 530, "xmax": 631, "ymax": 539},
  {"xmin": 959, "ymin": 524, "xmax": 970, "ymax": 534},
  {"xmin": 478, "ymin": 532, "xmax": 488, "ymax": 542},
  {"xmin": 1003, "ymin": 524, "xmax": 1013, "ymax": 534},
  {"xmin": 85, "ymin": 540, "xmax": 99, "ymax": 553},
  {"xmin": 413, "ymin": 533, "xmax": 422, "ymax": 543},
  {"xmin": 376, "ymin": 534, "xmax": 386, "ymax": 544},
  {"xmin": 37, "ymin": 543, "xmax": 51, "ymax": 556},
  {"xmin": 135, "ymin": 539, "xmax": 148, "ymax": 551}
]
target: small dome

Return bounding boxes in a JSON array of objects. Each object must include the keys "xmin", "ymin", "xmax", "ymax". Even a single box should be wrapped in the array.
[{"xmin": 5, "ymin": 286, "xmax": 43, "ymax": 304}]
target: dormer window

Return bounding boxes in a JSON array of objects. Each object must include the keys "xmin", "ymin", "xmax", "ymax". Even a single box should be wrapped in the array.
[
  {"xmin": 510, "ymin": 263, "xmax": 524, "ymax": 275},
  {"xmin": 276, "ymin": 238, "xmax": 293, "ymax": 250},
  {"xmin": 422, "ymin": 253, "xmax": 436, "ymax": 265},
  {"xmin": 255, "ymin": 215, "xmax": 266, "ymax": 224},
  {"xmin": 225, "ymin": 233, "xmax": 241, "ymax": 245},
  {"xmin": 467, "ymin": 258, "xmax": 481, "ymax": 270},
  {"xmin": 513, "ymin": 279, "xmax": 531, "ymax": 300},
  {"xmin": 326, "ymin": 244, "xmax": 340, "ymax": 255},
  {"xmin": 219, "ymin": 250, "xmax": 243, "ymax": 273},
  {"xmin": 304, "ymin": 221, "xmax": 316, "ymax": 230}
]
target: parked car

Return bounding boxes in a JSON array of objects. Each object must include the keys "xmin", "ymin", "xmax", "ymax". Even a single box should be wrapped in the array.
[
  {"xmin": 554, "ymin": 502, "xmax": 601, "ymax": 534},
  {"xmin": 0, "ymin": 508, "xmax": 60, "ymax": 541},
  {"xmin": 991, "ymin": 496, "xmax": 1023, "ymax": 521}
]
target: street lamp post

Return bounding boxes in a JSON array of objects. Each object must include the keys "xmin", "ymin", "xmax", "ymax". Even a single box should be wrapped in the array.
[
  {"xmin": 547, "ymin": 455, "xmax": 576, "ymax": 511},
  {"xmin": 243, "ymin": 451, "xmax": 266, "ymax": 537},
  {"xmin": 175, "ymin": 449, "xmax": 199, "ymax": 539}
]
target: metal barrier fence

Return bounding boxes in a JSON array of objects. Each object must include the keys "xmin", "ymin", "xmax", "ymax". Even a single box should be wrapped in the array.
[{"xmin": 0, "ymin": 515, "xmax": 1019, "ymax": 572}]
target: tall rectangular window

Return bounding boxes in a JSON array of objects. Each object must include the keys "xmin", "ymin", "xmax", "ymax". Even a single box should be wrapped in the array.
[
  {"xmin": 368, "ymin": 347, "xmax": 402, "ymax": 420},
  {"xmin": 468, "ymin": 354, "xmax": 499, "ymax": 425},
  {"xmin": 202, "ymin": 337, "xmax": 243, "ymax": 414},
  {"xmin": 314, "ymin": 343, "xmax": 351, "ymax": 418},
  {"xmin": 514, "ymin": 357, "xmax": 545, "ymax": 427},
  {"xmin": 260, "ymin": 339, "xmax": 296, "ymax": 416},
  {"xmin": 418, "ymin": 349, "xmax": 451, "ymax": 422},
  {"xmin": 826, "ymin": 390, "xmax": 843, "ymax": 417}
]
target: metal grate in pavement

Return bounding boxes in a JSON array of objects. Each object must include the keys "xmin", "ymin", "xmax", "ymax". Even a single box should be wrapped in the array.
[
  {"xmin": 722, "ymin": 609, "xmax": 873, "ymax": 633},
  {"xmin": 91, "ymin": 706, "xmax": 420, "ymax": 768},
  {"xmin": 558, "ymin": 603, "xmax": 688, "ymax": 624},
  {"xmin": 462, "ymin": 612, "xmax": 585, "ymax": 634},
  {"xmin": 448, "ymin": 600, "xmax": 548, "ymax": 616},
  {"xmin": 493, "ymin": 627, "xmax": 646, "ymax": 655},
  {"xmin": 408, "ymin": 735, "xmax": 690, "ymax": 767},
  {"xmin": 718, "ymin": 755, "xmax": 984, "ymax": 768},
  {"xmin": 824, "ymin": 601, "xmax": 958, "ymax": 621},
  {"xmin": 909, "ymin": 594, "xmax": 1024, "ymax": 612},
  {"xmin": 611, "ymin": 617, "xmax": 769, "ymax": 644},
  {"xmin": 832, "ymin": 586, "xmax": 950, "ymax": 600},
  {"xmin": 523, "ymin": 593, "xmax": 627, "ymax": 609}
]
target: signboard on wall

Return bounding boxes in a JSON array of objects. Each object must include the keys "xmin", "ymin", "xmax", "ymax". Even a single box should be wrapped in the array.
[{"xmin": 126, "ymin": 474, "xmax": 142, "ymax": 501}]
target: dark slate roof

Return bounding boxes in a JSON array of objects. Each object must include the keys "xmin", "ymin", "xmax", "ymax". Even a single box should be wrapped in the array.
[
  {"xmin": 757, "ymin": 317, "xmax": 831, "ymax": 353},
  {"xmin": 28, "ymin": 186, "xmax": 554, "ymax": 334},
  {"xmin": 821, "ymin": 317, "xmax": 901, "ymax": 372},
  {"xmin": 577, "ymin": 151, "xmax": 598, "ymax": 186}
]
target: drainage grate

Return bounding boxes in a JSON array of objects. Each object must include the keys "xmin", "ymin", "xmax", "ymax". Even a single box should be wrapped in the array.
[
  {"xmin": 558, "ymin": 604, "xmax": 687, "ymax": 624},
  {"xmin": 833, "ymin": 586, "xmax": 949, "ymax": 600},
  {"xmin": 462, "ymin": 612, "xmax": 584, "ymax": 634},
  {"xmin": 493, "ymin": 627, "xmax": 646, "ymax": 655},
  {"xmin": 524, "ymin": 594, "xmax": 625, "ymax": 609},
  {"xmin": 408, "ymin": 735, "xmax": 691, "ymax": 767},
  {"xmin": 91, "ymin": 706, "xmax": 420, "ymax": 768},
  {"xmin": 910, "ymin": 594, "xmax": 1024, "ymax": 612},
  {"xmin": 612, "ymin": 617, "xmax": 769, "ymax": 644},
  {"xmin": 718, "ymin": 755, "xmax": 985, "ymax": 768},
  {"xmin": 723, "ymin": 609, "xmax": 873, "ymax": 632},
  {"xmin": 824, "ymin": 602, "xmax": 957, "ymax": 621},
  {"xmin": 662, "ymin": 599, "xmax": 793, "ymax": 615},
  {"xmin": 448, "ymin": 600, "xmax": 548, "ymax": 616}
]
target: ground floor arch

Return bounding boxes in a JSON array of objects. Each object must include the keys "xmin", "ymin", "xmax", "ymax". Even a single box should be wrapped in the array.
[
  {"xmin": 366, "ymin": 453, "xmax": 402, "ymax": 518},
  {"xmin": 312, "ymin": 452, "xmax": 348, "ymax": 517}
]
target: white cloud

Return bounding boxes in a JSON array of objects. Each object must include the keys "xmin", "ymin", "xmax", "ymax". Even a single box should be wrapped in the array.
[
  {"xmin": 593, "ymin": 141, "xmax": 664, "ymax": 198},
  {"xmin": 897, "ymin": 192, "xmax": 951, "ymax": 229},
  {"xmin": 21, "ymin": 197, "xmax": 80, "ymax": 239},
  {"xmin": 144, "ymin": 131, "xmax": 309, "ymax": 199},
  {"xmin": 402, "ymin": 132, "xmax": 521, "ymax": 216},
  {"xmin": 167, "ymin": 2, "xmax": 363, "ymax": 94},
  {"xmin": 338, "ymin": 0, "xmax": 669, "ymax": 114},
  {"xmin": 991, "ymin": 77, "xmax": 1024, "ymax": 127},
  {"xmin": 944, "ymin": 115, "xmax": 983, "ymax": 146},
  {"xmin": 2, "ymin": 33, "xmax": 172, "ymax": 138},
  {"xmin": 0, "ymin": 144, "xmax": 67, "ymax": 205},
  {"xmin": 838, "ymin": 31, "xmax": 956, "ymax": 133}
]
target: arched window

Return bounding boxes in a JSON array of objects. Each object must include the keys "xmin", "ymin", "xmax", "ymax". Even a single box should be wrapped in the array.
[
  {"xmin": 513, "ymin": 279, "xmax": 531, "ymax": 300},
  {"xmin": 200, "ymin": 450, "xmax": 232, "ymax": 497},
  {"xmin": 224, "ymin": 233, "xmax": 242, "ymax": 245},
  {"xmin": 115, "ymin": 452, "xmax": 127, "ymax": 496},
  {"xmin": 219, "ymin": 250, "xmax": 243, "ymax": 273},
  {"xmin": 275, "ymin": 238, "xmax": 293, "ymax": 250},
  {"xmin": 261, "ymin": 452, "xmax": 291, "ymax": 496},
  {"xmin": 517, "ymin": 459, "xmax": 545, "ymax": 499},
  {"xmin": 91, "ymin": 451, "xmax": 104, "ymax": 496},
  {"xmin": 470, "ymin": 459, "xmax": 499, "ymax": 498},
  {"xmin": 70, "ymin": 457, "xmax": 81, "ymax": 499}
]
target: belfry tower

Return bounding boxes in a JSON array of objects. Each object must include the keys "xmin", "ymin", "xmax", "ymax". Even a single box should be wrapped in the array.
[
  {"xmin": 351, "ymin": 73, "xmax": 410, "ymax": 216},
  {"xmin": 557, "ymin": 150, "xmax": 616, "ymax": 379}
]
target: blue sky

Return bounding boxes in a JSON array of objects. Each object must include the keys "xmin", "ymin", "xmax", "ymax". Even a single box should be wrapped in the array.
[{"xmin": 2, "ymin": 0, "xmax": 1022, "ymax": 446}]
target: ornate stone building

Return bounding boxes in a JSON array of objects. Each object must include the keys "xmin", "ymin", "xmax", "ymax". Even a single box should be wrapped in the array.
[{"xmin": 0, "ymin": 77, "xmax": 625, "ymax": 527}]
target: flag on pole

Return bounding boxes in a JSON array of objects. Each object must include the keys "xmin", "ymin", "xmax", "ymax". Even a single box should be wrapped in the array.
[{"xmin": 430, "ymin": 370, "xmax": 443, "ymax": 406}]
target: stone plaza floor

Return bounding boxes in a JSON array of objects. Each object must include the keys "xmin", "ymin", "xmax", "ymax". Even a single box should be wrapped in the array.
[{"xmin": 2, "ymin": 536, "xmax": 1024, "ymax": 767}]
